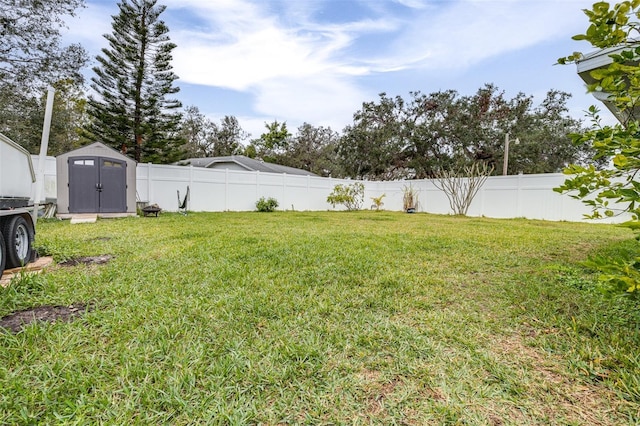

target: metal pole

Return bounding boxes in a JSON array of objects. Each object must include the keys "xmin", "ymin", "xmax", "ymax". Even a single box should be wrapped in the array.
[
  {"xmin": 503, "ymin": 133, "xmax": 510, "ymax": 176},
  {"xmin": 33, "ymin": 87, "xmax": 55, "ymax": 223}
]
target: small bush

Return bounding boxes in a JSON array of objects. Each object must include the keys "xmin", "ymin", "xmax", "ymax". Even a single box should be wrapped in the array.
[
  {"xmin": 256, "ymin": 197, "xmax": 279, "ymax": 212},
  {"xmin": 327, "ymin": 183, "xmax": 365, "ymax": 211},
  {"xmin": 370, "ymin": 194, "xmax": 386, "ymax": 211}
]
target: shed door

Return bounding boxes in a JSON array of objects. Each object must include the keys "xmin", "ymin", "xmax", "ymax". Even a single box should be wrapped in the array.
[
  {"xmin": 68, "ymin": 156, "xmax": 127, "ymax": 213},
  {"xmin": 99, "ymin": 158, "xmax": 127, "ymax": 213}
]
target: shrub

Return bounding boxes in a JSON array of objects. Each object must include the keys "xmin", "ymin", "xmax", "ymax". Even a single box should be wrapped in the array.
[
  {"xmin": 370, "ymin": 194, "xmax": 386, "ymax": 211},
  {"xmin": 327, "ymin": 183, "xmax": 365, "ymax": 211},
  {"xmin": 256, "ymin": 197, "xmax": 279, "ymax": 212}
]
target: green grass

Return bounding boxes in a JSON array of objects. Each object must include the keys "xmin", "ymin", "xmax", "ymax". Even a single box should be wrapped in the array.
[{"xmin": 1, "ymin": 211, "xmax": 639, "ymax": 424}]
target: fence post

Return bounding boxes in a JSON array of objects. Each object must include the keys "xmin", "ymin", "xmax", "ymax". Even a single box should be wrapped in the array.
[
  {"xmin": 479, "ymin": 178, "xmax": 486, "ymax": 217},
  {"xmin": 256, "ymin": 170, "xmax": 260, "ymax": 200},
  {"xmin": 307, "ymin": 175, "xmax": 311, "ymax": 211},
  {"xmin": 147, "ymin": 163, "xmax": 152, "ymax": 203},
  {"xmin": 282, "ymin": 173, "xmax": 287, "ymax": 208},
  {"xmin": 189, "ymin": 165, "xmax": 194, "ymax": 210},
  {"xmin": 225, "ymin": 168, "xmax": 229, "ymax": 211},
  {"xmin": 516, "ymin": 173, "xmax": 523, "ymax": 218}
]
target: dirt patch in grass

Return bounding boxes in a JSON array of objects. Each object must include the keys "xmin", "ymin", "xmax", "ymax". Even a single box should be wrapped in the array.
[
  {"xmin": 59, "ymin": 255, "xmax": 113, "ymax": 267},
  {"xmin": 0, "ymin": 304, "xmax": 91, "ymax": 333}
]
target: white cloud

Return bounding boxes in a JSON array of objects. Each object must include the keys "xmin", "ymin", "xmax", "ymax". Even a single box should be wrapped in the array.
[
  {"xmin": 370, "ymin": 0, "xmax": 588, "ymax": 72},
  {"xmin": 392, "ymin": 0, "xmax": 428, "ymax": 9},
  {"xmin": 168, "ymin": 1, "xmax": 392, "ymax": 90},
  {"xmin": 163, "ymin": 0, "xmax": 385, "ymax": 130},
  {"xmin": 253, "ymin": 75, "xmax": 366, "ymax": 131},
  {"xmin": 66, "ymin": 0, "xmax": 598, "ymax": 133}
]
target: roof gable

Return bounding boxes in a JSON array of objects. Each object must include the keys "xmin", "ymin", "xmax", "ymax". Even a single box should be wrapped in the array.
[{"xmin": 57, "ymin": 142, "xmax": 136, "ymax": 165}]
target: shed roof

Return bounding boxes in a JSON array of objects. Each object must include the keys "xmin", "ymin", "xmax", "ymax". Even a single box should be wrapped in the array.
[
  {"xmin": 57, "ymin": 142, "xmax": 137, "ymax": 165},
  {"xmin": 177, "ymin": 155, "xmax": 318, "ymax": 176}
]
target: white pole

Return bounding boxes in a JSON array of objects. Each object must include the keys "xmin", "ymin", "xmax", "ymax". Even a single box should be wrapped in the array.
[
  {"xmin": 503, "ymin": 133, "xmax": 510, "ymax": 176},
  {"xmin": 32, "ymin": 87, "xmax": 55, "ymax": 223}
]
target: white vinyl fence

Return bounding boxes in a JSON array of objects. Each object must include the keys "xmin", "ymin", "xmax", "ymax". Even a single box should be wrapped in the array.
[{"xmin": 32, "ymin": 156, "xmax": 628, "ymax": 223}]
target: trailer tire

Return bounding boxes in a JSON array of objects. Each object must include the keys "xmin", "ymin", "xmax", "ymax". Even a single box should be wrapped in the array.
[
  {"xmin": 0, "ymin": 229, "xmax": 5, "ymax": 279},
  {"xmin": 3, "ymin": 215, "xmax": 34, "ymax": 269}
]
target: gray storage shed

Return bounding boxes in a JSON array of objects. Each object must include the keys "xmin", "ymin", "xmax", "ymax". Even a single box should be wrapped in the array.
[{"xmin": 56, "ymin": 142, "xmax": 137, "ymax": 216}]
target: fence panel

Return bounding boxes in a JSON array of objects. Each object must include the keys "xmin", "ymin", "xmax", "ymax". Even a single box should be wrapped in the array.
[{"xmin": 31, "ymin": 157, "xmax": 630, "ymax": 223}]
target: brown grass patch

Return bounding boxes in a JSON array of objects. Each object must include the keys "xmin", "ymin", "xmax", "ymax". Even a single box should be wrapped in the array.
[
  {"xmin": 485, "ymin": 333, "xmax": 625, "ymax": 426},
  {"xmin": 358, "ymin": 369, "xmax": 403, "ymax": 418}
]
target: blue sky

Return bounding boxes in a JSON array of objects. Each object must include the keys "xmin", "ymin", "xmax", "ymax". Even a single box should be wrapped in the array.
[{"xmin": 65, "ymin": 0, "xmax": 607, "ymax": 139}]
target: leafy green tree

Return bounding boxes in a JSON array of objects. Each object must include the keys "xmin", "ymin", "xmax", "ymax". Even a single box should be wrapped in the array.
[
  {"xmin": 260, "ymin": 120, "xmax": 290, "ymax": 151},
  {"xmin": 47, "ymin": 79, "xmax": 90, "ymax": 156},
  {"xmin": 180, "ymin": 108, "xmax": 246, "ymax": 158},
  {"xmin": 338, "ymin": 93, "xmax": 408, "ymax": 180},
  {"xmin": 86, "ymin": 0, "xmax": 183, "ymax": 163},
  {"xmin": 279, "ymin": 123, "xmax": 343, "ymax": 177},
  {"xmin": 403, "ymin": 90, "xmax": 459, "ymax": 178},
  {"xmin": 0, "ymin": 0, "xmax": 87, "ymax": 91},
  {"xmin": 252, "ymin": 120, "xmax": 291, "ymax": 162},
  {"xmin": 509, "ymin": 90, "xmax": 599, "ymax": 174},
  {"xmin": 0, "ymin": 88, "xmax": 42, "ymax": 150},
  {"xmin": 208, "ymin": 115, "xmax": 248, "ymax": 157},
  {"xmin": 180, "ymin": 105, "xmax": 213, "ymax": 158},
  {"xmin": 338, "ymin": 87, "xmax": 587, "ymax": 179},
  {"xmin": 0, "ymin": 0, "xmax": 87, "ymax": 150},
  {"xmin": 243, "ymin": 143, "xmax": 258, "ymax": 159},
  {"xmin": 449, "ymin": 85, "xmax": 532, "ymax": 173},
  {"xmin": 555, "ymin": 0, "xmax": 640, "ymax": 295},
  {"xmin": 0, "ymin": 80, "xmax": 89, "ymax": 154}
]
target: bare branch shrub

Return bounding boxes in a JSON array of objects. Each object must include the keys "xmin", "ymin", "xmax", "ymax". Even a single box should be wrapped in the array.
[{"xmin": 433, "ymin": 163, "xmax": 493, "ymax": 215}]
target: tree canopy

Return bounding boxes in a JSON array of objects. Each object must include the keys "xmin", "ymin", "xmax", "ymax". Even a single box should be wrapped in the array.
[
  {"xmin": 0, "ymin": 0, "xmax": 88, "ymax": 150},
  {"xmin": 180, "ymin": 107, "xmax": 248, "ymax": 158},
  {"xmin": 337, "ymin": 85, "xmax": 593, "ymax": 180},
  {"xmin": 0, "ymin": 0, "xmax": 87, "ymax": 91}
]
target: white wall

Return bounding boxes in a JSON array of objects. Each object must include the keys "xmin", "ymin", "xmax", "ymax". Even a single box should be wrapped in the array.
[
  {"xmin": 367, "ymin": 174, "xmax": 626, "ymax": 223},
  {"xmin": 38, "ymin": 157, "xmax": 628, "ymax": 223},
  {"xmin": 30, "ymin": 155, "xmax": 57, "ymax": 202},
  {"xmin": 137, "ymin": 163, "xmax": 630, "ymax": 223},
  {"xmin": 136, "ymin": 163, "xmax": 357, "ymax": 212}
]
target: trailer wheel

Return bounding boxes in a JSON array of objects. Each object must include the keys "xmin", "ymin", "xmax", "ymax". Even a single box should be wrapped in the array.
[
  {"xmin": 3, "ymin": 215, "xmax": 34, "ymax": 269},
  {"xmin": 0, "ymin": 229, "xmax": 5, "ymax": 279}
]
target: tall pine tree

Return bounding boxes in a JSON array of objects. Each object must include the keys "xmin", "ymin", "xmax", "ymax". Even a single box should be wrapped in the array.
[{"xmin": 86, "ymin": 0, "xmax": 183, "ymax": 163}]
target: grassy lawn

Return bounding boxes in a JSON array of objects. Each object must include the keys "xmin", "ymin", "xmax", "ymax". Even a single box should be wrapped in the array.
[{"xmin": 1, "ymin": 211, "xmax": 639, "ymax": 424}]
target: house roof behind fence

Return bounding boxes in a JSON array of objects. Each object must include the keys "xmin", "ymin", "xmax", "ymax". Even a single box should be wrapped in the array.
[{"xmin": 176, "ymin": 155, "xmax": 318, "ymax": 176}]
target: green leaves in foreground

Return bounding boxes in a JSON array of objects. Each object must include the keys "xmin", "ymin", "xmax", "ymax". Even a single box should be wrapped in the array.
[{"xmin": 555, "ymin": 0, "xmax": 640, "ymax": 297}]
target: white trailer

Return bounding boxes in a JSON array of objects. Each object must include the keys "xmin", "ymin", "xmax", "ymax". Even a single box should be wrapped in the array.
[{"xmin": 0, "ymin": 133, "xmax": 36, "ymax": 278}]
